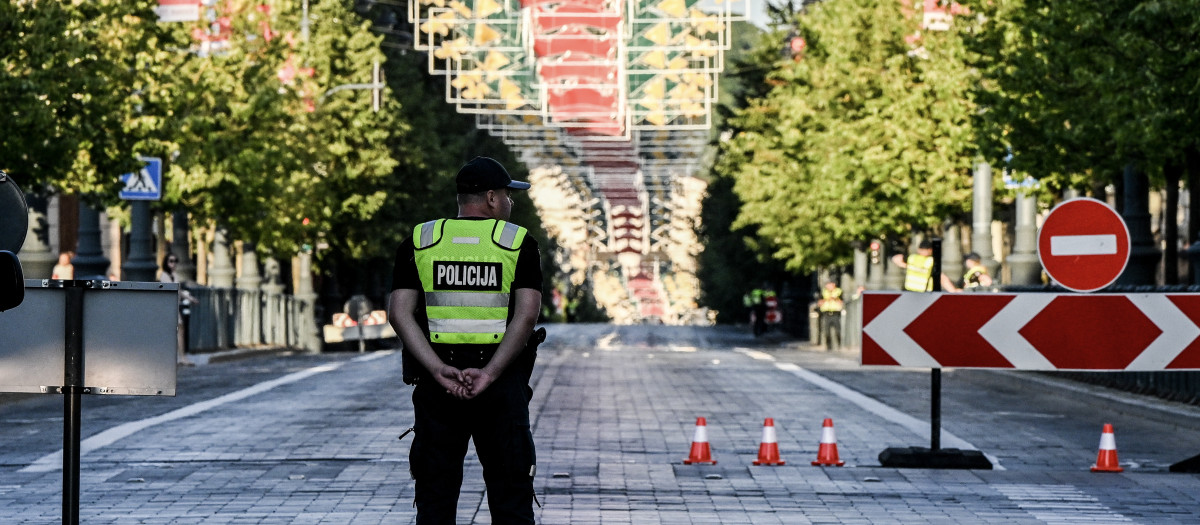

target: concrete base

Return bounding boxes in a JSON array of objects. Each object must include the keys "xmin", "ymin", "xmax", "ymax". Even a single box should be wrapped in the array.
[{"xmin": 878, "ymin": 447, "xmax": 993, "ymax": 470}]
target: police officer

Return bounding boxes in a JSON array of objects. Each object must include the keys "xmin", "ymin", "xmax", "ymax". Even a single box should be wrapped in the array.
[
  {"xmin": 817, "ymin": 281, "xmax": 844, "ymax": 350},
  {"xmin": 388, "ymin": 157, "xmax": 542, "ymax": 524},
  {"xmin": 891, "ymin": 240, "xmax": 958, "ymax": 292}
]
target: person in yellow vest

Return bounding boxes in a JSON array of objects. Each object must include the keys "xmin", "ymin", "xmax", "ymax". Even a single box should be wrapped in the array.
[
  {"xmin": 817, "ymin": 281, "xmax": 845, "ymax": 350},
  {"xmin": 750, "ymin": 285, "xmax": 768, "ymax": 336},
  {"xmin": 962, "ymin": 252, "xmax": 994, "ymax": 290},
  {"xmin": 388, "ymin": 157, "xmax": 542, "ymax": 524},
  {"xmin": 891, "ymin": 240, "xmax": 959, "ymax": 292}
]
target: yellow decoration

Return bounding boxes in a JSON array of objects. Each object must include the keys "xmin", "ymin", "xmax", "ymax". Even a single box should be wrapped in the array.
[
  {"xmin": 475, "ymin": 23, "xmax": 502, "ymax": 45},
  {"xmin": 642, "ymin": 77, "xmax": 667, "ymax": 99},
  {"xmin": 448, "ymin": 0, "xmax": 472, "ymax": 17},
  {"xmin": 640, "ymin": 50, "xmax": 668, "ymax": 69},
  {"xmin": 689, "ymin": 9, "xmax": 723, "ymax": 35},
  {"xmin": 644, "ymin": 23, "xmax": 673, "ymax": 46},
  {"xmin": 476, "ymin": 0, "xmax": 504, "ymax": 17},
  {"xmin": 500, "ymin": 79, "xmax": 525, "ymax": 109},
  {"xmin": 656, "ymin": 0, "xmax": 687, "ymax": 18},
  {"xmin": 638, "ymin": 99, "xmax": 663, "ymax": 111}
]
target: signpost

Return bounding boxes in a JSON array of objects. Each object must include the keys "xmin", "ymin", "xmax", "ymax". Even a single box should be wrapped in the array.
[
  {"xmin": 119, "ymin": 157, "xmax": 163, "ymax": 280},
  {"xmin": 0, "ymin": 280, "xmax": 177, "ymax": 525},
  {"xmin": 1037, "ymin": 198, "xmax": 1130, "ymax": 292}
]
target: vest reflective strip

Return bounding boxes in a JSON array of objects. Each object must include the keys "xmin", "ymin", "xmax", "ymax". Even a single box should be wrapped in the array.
[
  {"xmin": 425, "ymin": 291, "xmax": 510, "ymax": 308},
  {"xmin": 418, "ymin": 220, "xmax": 438, "ymax": 249},
  {"xmin": 497, "ymin": 222, "xmax": 520, "ymax": 249},
  {"xmin": 428, "ymin": 317, "xmax": 508, "ymax": 334}
]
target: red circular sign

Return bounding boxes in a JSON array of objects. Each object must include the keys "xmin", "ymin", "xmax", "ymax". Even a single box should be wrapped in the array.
[
  {"xmin": 790, "ymin": 37, "xmax": 806, "ymax": 53},
  {"xmin": 1037, "ymin": 198, "xmax": 1130, "ymax": 292}
]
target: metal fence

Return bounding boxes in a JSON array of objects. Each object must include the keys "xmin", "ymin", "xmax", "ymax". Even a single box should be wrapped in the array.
[{"xmin": 186, "ymin": 287, "xmax": 314, "ymax": 352}]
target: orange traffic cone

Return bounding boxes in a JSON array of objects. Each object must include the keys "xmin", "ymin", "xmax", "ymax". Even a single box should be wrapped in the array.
[
  {"xmin": 811, "ymin": 418, "xmax": 845, "ymax": 467},
  {"xmin": 683, "ymin": 417, "xmax": 717, "ymax": 465},
  {"xmin": 1090, "ymin": 423, "xmax": 1124, "ymax": 473},
  {"xmin": 753, "ymin": 418, "xmax": 786, "ymax": 465}
]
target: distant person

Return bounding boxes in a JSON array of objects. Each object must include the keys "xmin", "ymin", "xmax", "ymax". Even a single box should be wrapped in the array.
[
  {"xmin": 962, "ymin": 252, "xmax": 994, "ymax": 290},
  {"xmin": 52, "ymin": 251, "xmax": 74, "ymax": 279},
  {"xmin": 388, "ymin": 157, "xmax": 542, "ymax": 524},
  {"xmin": 160, "ymin": 253, "xmax": 195, "ymax": 366},
  {"xmin": 891, "ymin": 240, "xmax": 959, "ymax": 292},
  {"xmin": 750, "ymin": 284, "xmax": 768, "ymax": 336},
  {"xmin": 817, "ymin": 281, "xmax": 844, "ymax": 350}
]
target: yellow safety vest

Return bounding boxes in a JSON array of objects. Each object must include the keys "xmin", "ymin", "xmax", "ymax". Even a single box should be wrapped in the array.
[
  {"xmin": 904, "ymin": 254, "xmax": 934, "ymax": 292},
  {"xmin": 964, "ymin": 266, "xmax": 987, "ymax": 289},
  {"xmin": 413, "ymin": 218, "xmax": 526, "ymax": 344},
  {"xmin": 820, "ymin": 287, "xmax": 844, "ymax": 312}
]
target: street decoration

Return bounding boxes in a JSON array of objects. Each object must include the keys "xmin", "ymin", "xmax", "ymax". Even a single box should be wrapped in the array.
[{"xmin": 410, "ymin": 0, "xmax": 742, "ymax": 320}]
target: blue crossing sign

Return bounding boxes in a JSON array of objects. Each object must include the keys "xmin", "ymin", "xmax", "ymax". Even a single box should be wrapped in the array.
[{"xmin": 119, "ymin": 157, "xmax": 162, "ymax": 201}]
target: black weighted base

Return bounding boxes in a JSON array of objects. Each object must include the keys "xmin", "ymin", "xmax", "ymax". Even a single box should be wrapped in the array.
[
  {"xmin": 1169, "ymin": 452, "xmax": 1200, "ymax": 473},
  {"xmin": 878, "ymin": 447, "xmax": 993, "ymax": 470}
]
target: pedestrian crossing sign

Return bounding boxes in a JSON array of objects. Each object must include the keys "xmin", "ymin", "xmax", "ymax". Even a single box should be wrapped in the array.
[{"xmin": 119, "ymin": 157, "xmax": 162, "ymax": 200}]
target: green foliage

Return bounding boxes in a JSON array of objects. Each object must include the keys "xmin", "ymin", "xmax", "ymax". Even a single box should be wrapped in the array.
[
  {"xmin": 967, "ymin": 0, "xmax": 1200, "ymax": 189},
  {"xmin": 0, "ymin": 0, "xmax": 157, "ymax": 198},
  {"xmin": 715, "ymin": 0, "xmax": 976, "ymax": 273}
]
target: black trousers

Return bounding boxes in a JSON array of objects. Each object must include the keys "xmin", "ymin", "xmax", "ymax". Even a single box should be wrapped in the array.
[
  {"xmin": 410, "ymin": 369, "xmax": 535, "ymax": 525},
  {"xmin": 820, "ymin": 311, "xmax": 842, "ymax": 350}
]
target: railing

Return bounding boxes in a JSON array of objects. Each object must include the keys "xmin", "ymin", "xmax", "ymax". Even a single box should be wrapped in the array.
[{"xmin": 186, "ymin": 287, "xmax": 316, "ymax": 353}]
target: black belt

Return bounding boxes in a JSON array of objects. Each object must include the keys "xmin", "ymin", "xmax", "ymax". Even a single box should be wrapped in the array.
[{"xmin": 437, "ymin": 346, "xmax": 496, "ymax": 369}]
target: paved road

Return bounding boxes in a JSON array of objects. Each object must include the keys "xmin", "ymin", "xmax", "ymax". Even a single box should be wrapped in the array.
[{"xmin": 2, "ymin": 324, "xmax": 1199, "ymax": 524}]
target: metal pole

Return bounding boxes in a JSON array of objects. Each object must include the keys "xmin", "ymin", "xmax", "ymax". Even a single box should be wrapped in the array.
[
  {"xmin": 63, "ymin": 283, "xmax": 85, "ymax": 525},
  {"xmin": 122, "ymin": 200, "xmax": 159, "ymax": 281},
  {"xmin": 930, "ymin": 238, "xmax": 942, "ymax": 452}
]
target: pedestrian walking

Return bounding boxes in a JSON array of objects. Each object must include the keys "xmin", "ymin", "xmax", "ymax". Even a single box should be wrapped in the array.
[
  {"xmin": 891, "ymin": 240, "xmax": 958, "ymax": 292},
  {"xmin": 388, "ymin": 156, "xmax": 543, "ymax": 524},
  {"xmin": 159, "ymin": 252, "xmax": 195, "ymax": 366}
]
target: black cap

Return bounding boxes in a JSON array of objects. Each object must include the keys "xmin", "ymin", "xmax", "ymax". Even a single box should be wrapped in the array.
[{"xmin": 455, "ymin": 157, "xmax": 530, "ymax": 194}]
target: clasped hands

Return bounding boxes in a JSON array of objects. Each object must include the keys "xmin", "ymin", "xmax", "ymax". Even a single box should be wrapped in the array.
[{"xmin": 434, "ymin": 364, "xmax": 496, "ymax": 400}]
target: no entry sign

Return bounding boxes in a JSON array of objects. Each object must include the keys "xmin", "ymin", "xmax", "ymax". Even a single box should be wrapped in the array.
[{"xmin": 1037, "ymin": 198, "xmax": 1130, "ymax": 292}]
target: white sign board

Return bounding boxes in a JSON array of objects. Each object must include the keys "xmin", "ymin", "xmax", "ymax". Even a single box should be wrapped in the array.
[{"xmin": 156, "ymin": 0, "xmax": 200, "ymax": 22}]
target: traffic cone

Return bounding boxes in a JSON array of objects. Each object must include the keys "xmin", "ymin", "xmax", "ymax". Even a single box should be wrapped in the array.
[
  {"xmin": 811, "ymin": 418, "xmax": 845, "ymax": 467},
  {"xmin": 1090, "ymin": 423, "xmax": 1124, "ymax": 473},
  {"xmin": 753, "ymin": 418, "xmax": 786, "ymax": 465},
  {"xmin": 683, "ymin": 417, "xmax": 717, "ymax": 465}
]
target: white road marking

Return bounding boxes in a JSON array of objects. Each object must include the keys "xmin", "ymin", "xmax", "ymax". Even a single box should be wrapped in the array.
[
  {"xmin": 19, "ymin": 353, "xmax": 389, "ymax": 473},
  {"xmin": 735, "ymin": 348, "xmax": 1005, "ymax": 470},
  {"xmin": 995, "ymin": 484, "xmax": 1133, "ymax": 523}
]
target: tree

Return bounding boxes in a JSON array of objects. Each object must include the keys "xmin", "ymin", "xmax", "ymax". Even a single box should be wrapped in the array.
[
  {"xmin": 0, "ymin": 0, "xmax": 158, "ymax": 198},
  {"xmin": 715, "ymin": 0, "xmax": 977, "ymax": 273}
]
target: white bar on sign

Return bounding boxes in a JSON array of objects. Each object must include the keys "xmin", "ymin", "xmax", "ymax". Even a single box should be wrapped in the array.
[{"xmin": 1050, "ymin": 234, "xmax": 1117, "ymax": 256}]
